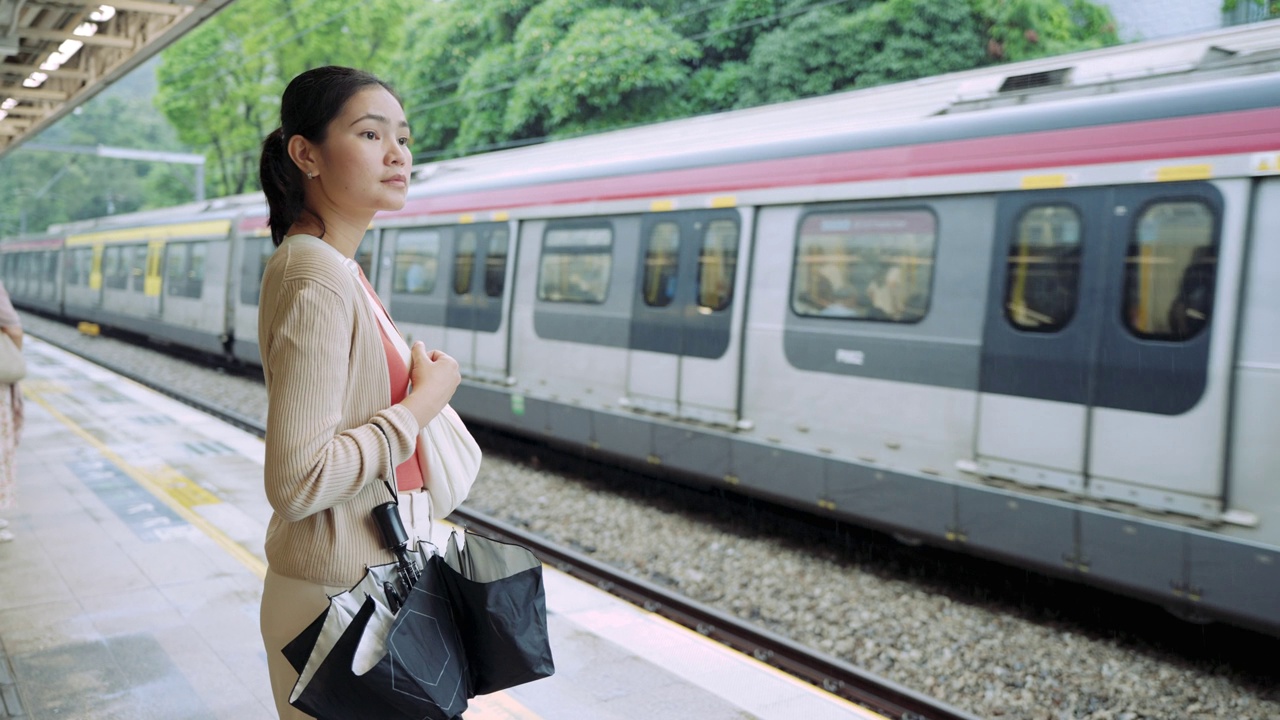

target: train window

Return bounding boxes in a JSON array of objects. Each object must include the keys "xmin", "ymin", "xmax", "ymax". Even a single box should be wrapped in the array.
[
  {"xmin": 792, "ymin": 209, "xmax": 935, "ymax": 321},
  {"xmin": 698, "ymin": 219, "xmax": 738, "ymax": 311},
  {"xmin": 165, "ymin": 242, "xmax": 207, "ymax": 299},
  {"xmin": 1124, "ymin": 201, "xmax": 1215, "ymax": 341},
  {"xmin": 44, "ymin": 251, "xmax": 58, "ymax": 284},
  {"xmin": 355, "ymin": 232, "xmax": 377, "ymax": 281},
  {"xmin": 642, "ymin": 222, "xmax": 679, "ymax": 307},
  {"xmin": 1005, "ymin": 205, "xmax": 1081, "ymax": 332},
  {"xmin": 103, "ymin": 246, "xmax": 128, "ymax": 289},
  {"xmin": 127, "ymin": 245, "xmax": 148, "ymax": 293},
  {"xmin": 453, "ymin": 229, "xmax": 477, "ymax": 296},
  {"xmin": 392, "ymin": 229, "xmax": 440, "ymax": 294},
  {"xmin": 484, "ymin": 228, "xmax": 509, "ymax": 298},
  {"xmin": 538, "ymin": 224, "xmax": 613, "ymax": 304},
  {"xmin": 239, "ymin": 238, "xmax": 273, "ymax": 306},
  {"xmin": 66, "ymin": 248, "xmax": 92, "ymax": 286}
]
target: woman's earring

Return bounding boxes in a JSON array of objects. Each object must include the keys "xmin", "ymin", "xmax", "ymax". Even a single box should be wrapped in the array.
[{"xmin": 307, "ymin": 171, "xmax": 315, "ymax": 180}]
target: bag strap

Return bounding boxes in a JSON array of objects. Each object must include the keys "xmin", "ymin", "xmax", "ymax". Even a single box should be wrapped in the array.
[
  {"xmin": 351, "ymin": 263, "xmax": 411, "ymax": 368},
  {"xmin": 371, "ymin": 423, "xmax": 399, "ymax": 504}
]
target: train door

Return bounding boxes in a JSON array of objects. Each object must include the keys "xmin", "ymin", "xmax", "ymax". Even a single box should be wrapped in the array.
[
  {"xmin": 442, "ymin": 222, "xmax": 510, "ymax": 382},
  {"xmin": 626, "ymin": 209, "xmax": 743, "ymax": 425},
  {"xmin": 976, "ymin": 183, "xmax": 1232, "ymax": 518}
]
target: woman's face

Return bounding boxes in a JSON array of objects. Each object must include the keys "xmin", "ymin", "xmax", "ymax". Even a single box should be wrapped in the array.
[{"xmin": 309, "ymin": 86, "xmax": 412, "ymax": 214}]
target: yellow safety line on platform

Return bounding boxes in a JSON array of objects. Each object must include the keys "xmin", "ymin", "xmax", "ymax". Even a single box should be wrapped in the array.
[
  {"xmin": 24, "ymin": 390, "xmax": 269, "ymax": 580},
  {"xmin": 464, "ymin": 692, "xmax": 544, "ymax": 719}
]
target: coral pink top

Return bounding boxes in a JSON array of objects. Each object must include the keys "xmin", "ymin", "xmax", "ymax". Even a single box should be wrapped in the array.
[{"xmin": 357, "ymin": 270, "xmax": 425, "ymax": 492}]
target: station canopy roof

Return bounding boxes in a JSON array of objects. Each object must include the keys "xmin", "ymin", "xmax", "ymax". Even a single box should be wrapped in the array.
[{"xmin": 0, "ymin": 0, "xmax": 236, "ymax": 159}]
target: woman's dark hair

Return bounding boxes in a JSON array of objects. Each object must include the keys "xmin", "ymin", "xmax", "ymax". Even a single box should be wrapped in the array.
[{"xmin": 259, "ymin": 66, "xmax": 400, "ymax": 246}]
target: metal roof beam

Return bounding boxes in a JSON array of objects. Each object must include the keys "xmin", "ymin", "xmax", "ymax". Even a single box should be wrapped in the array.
[
  {"xmin": 20, "ymin": 28, "xmax": 134, "ymax": 49},
  {"xmin": 58, "ymin": 0, "xmax": 186, "ymax": 17},
  {"xmin": 2, "ymin": 86, "xmax": 66, "ymax": 100},
  {"xmin": 0, "ymin": 64, "xmax": 91, "ymax": 80}
]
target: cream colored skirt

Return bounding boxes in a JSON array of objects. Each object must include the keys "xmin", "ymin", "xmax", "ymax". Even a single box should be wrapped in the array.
[{"xmin": 259, "ymin": 490, "xmax": 433, "ymax": 720}]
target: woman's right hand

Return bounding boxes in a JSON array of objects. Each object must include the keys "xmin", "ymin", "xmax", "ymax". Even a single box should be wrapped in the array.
[{"xmin": 401, "ymin": 342, "xmax": 460, "ymax": 427}]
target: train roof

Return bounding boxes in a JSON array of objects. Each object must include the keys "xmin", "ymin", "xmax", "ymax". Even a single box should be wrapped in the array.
[{"xmin": 405, "ymin": 19, "xmax": 1280, "ymax": 198}]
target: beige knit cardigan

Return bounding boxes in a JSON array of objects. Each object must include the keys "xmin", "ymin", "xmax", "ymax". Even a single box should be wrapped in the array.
[{"xmin": 258, "ymin": 234, "xmax": 420, "ymax": 587}]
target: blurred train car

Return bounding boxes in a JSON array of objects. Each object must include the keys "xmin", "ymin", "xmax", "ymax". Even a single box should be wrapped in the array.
[{"xmin": 4, "ymin": 21, "xmax": 1280, "ymax": 634}]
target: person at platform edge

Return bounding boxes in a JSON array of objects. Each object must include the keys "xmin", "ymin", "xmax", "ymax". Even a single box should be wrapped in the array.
[
  {"xmin": 255, "ymin": 66, "xmax": 461, "ymax": 719},
  {"xmin": 0, "ymin": 278, "xmax": 22, "ymax": 543}
]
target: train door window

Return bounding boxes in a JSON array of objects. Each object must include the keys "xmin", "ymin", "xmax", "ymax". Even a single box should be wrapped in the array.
[
  {"xmin": 453, "ymin": 229, "xmax": 477, "ymax": 296},
  {"xmin": 538, "ymin": 224, "xmax": 613, "ymax": 304},
  {"xmin": 1005, "ymin": 205, "xmax": 1081, "ymax": 332},
  {"xmin": 103, "ymin": 246, "xmax": 127, "ymax": 289},
  {"xmin": 642, "ymin": 222, "xmax": 679, "ymax": 307},
  {"xmin": 1124, "ymin": 200, "xmax": 1215, "ymax": 341},
  {"xmin": 14, "ymin": 254, "xmax": 29, "ymax": 293},
  {"xmin": 484, "ymin": 228, "xmax": 509, "ymax": 298},
  {"xmin": 792, "ymin": 208, "xmax": 936, "ymax": 321},
  {"xmin": 239, "ymin": 238, "xmax": 273, "ymax": 306},
  {"xmin": 67, "ymin": 248, "xmax": 92, "ymax": 286},
  {"xmin": 355, "ymin": 231, "xmax": 377, "ymax": 281},
  {"xmin": 128, "ymin": 244, "xmax": 148, "ymax": 293},
  {"xmin": 165, "ymin": 242, "xmax": 207, "ymax": 299},
  {"xmin": 73, "ymin": 245, "xmax": 93, "ymax": 285},
  {"xmin": 698, "ymin": 219, "xmax": 738, "ymax": 311},
  {"xmin": 392, "ymin": 228, "xmax": 440, "ymax": 294}
]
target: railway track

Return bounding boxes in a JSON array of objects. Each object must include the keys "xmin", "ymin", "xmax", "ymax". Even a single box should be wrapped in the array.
[{"xmin": 34, "ymin": 329, "xmax": 978, "ymax": 720}]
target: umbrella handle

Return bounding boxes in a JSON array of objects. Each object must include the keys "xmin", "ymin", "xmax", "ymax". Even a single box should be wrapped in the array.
[
  {"xmin": 372, "ymin": 502, "xmax": 409, "ymax": 550},
  {"xmin": 383, "ymin": 580, "xmax": 403, "ymax": 613}
]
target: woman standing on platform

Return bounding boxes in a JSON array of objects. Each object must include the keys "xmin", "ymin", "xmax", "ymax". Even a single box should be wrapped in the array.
[
  {"xmin": 0, "ymin": 279, "xmax": 22, "ymax": 543},
  {"xmin": 255, "ymin": 66, "xmax": 461, "ymax": 719}
]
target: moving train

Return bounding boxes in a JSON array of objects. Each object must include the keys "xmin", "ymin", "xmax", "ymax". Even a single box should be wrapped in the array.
[{"xmin": 4, "ymin": 22, "xmax": 1280, "ymax": 635}]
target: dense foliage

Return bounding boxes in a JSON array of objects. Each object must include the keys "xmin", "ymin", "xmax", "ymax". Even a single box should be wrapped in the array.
[{"xmin": 2, "ymin": 0, "xmax": 1122, "ymax": 235}]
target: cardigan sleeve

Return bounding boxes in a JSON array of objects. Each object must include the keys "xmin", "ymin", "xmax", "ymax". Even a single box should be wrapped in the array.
[{"xmin": 261, "ymin": 274, "xmax": 418, "ymax": 522}]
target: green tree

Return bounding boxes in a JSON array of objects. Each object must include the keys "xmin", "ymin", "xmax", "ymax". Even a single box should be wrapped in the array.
[
  {"xmin": 504, "ymin": 7, "xmax": 699, "ymax": 138},
  {"xmin": 399, "ymin": 0, "xmax": 532, "ymax": 154},
  {"xmin": 976, "ymin": 0, "xmax": 1118, "ymax": 62},
  {"xmin": 155, "ymin": 0, "xmax": 412, "ymax": 197}
]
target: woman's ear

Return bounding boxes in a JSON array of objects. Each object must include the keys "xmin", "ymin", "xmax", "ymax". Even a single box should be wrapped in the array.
[{"xmin": 287, "ymin": 134, "xmax": 319, "ymax": 179}]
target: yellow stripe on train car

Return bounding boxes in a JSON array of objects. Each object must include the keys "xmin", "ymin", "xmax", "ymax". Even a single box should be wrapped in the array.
[
  {"xmin": 144, "ymin": 241, "xmax": 165, "ymax": 297},
  {"xmin": 67, "ymin": 219, "xmax": 232, "ymax": 246}
]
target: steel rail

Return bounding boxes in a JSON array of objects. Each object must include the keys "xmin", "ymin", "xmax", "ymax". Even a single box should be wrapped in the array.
[
  {"xmin": 450, "ymin": 507, "xmax": 982, "ymax": 720},
  {"xmin": 34, "ymin": 330, "xmax": 981, "ymax": 720}
]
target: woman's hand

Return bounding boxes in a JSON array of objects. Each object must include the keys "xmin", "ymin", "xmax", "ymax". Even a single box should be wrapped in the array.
[{"xmin": 400, "ymin": 342, "xmax": 460, "ymax": 427}]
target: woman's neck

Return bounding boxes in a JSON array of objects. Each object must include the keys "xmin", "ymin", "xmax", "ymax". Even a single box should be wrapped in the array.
[{"xmin": 287, "ymin": 208, "xmax": 374, "ymax": 259}]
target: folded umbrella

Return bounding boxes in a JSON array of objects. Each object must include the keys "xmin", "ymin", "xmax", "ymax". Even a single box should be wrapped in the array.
[
  {"xmin": 441, "ymin": 530, "xmax": 555, "ymax": 695},
  {"xmin": 281, "ymin": 482, "xmax": 553, "ymax": 720}
]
